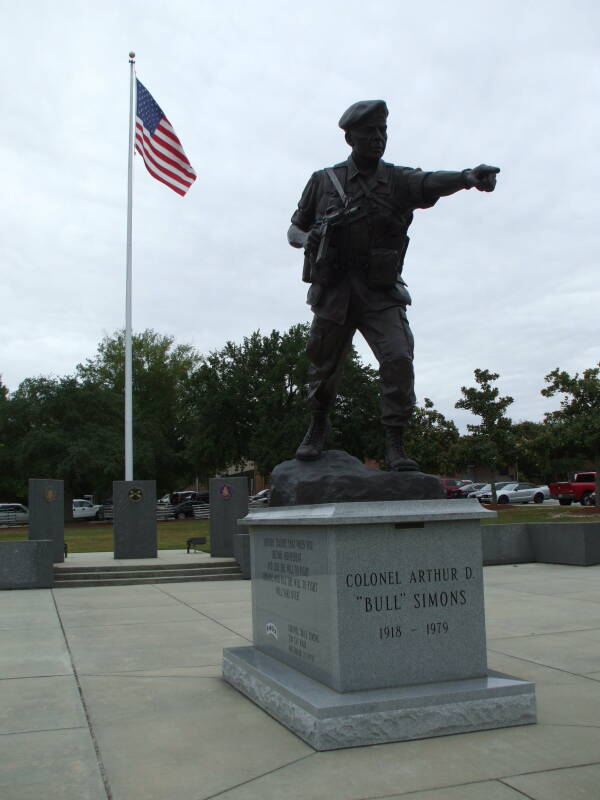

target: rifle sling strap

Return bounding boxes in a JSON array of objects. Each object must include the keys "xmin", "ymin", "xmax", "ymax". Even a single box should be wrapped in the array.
[{"xmin": 325, "ymin": 168, "xmax": 349, "ymax": 207}]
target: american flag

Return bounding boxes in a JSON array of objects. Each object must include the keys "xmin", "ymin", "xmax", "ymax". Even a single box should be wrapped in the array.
[{"xmin": 135, "ymin": 80, "xmax": 196, "ymax": 196}]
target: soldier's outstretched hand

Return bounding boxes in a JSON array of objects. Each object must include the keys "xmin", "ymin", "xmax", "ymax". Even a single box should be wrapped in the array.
[{"xmin": 464, "ymin": 164, "xmax": 500, "ymax": 192}]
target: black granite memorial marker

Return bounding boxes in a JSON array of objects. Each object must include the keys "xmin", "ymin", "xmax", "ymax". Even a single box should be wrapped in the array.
[
  {"xmin": 113, "ymin": 480, "xmax": 157, "ymax": 559},
  {"xmin": 210, "ymin": 477, "xmax": 248, "ymax": 558},
  {"xmin": 28, "ymin": 478, "xmax": 64, "ymax": 563}
]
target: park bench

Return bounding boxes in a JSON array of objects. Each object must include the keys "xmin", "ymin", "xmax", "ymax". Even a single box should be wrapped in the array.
[{"xmin": 186, "ymin": 536, "xmax": 207, "ymax": 553}]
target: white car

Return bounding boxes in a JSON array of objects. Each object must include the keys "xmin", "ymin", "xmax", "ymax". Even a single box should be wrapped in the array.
[
  {"xmin": 0, "ymin": 503, "xmax": 29, "ymax": 523},
  {"xmin": 249, "ymin": 489, "xmax": 270, "ymax": 507},
  {"xmin": 479, "ymin": 482, "xmax": 549, "ymax": 505},
  {"xmin": 73, "ymin": 499, "xmax": 105, "ymax": 520},
  {"xmin": 467, "ymin": 481, "xmax": 512, "ymax": 499}
]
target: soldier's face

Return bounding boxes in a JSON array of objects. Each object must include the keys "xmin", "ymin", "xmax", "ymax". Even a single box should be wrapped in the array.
[{"xmin": 347, "ymin": 123, "xmax": 387, "ymax": 159}]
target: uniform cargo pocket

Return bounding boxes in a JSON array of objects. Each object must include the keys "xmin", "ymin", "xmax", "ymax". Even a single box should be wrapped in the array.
[{"xmin": 367, "ymin": 249, "xmax": 400, "ymax": 288}]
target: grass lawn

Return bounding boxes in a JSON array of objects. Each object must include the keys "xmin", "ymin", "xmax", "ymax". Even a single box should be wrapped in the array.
[
  {"xmin": 0, "ymin": 519, "xmax": 211, "ymax": 553},
  {"xmin": 1, "ymin": 506, "xmax": 598, "ymax": 552},
  {"xmin": 480, "ymin": 504, "xmax": 600, "ymax": 524}
]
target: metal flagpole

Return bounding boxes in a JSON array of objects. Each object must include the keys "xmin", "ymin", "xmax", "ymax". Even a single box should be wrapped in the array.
[{"xmin": 125, "ymin": 51, "xmax": 136, "ymax": 481}]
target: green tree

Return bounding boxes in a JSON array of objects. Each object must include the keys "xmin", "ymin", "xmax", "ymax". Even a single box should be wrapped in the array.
[
  {"xmin": 0, "ymin": 376, "xmax": 19, "ymax": 499},
  {"xmin": 541, "ymin": 364, "xmax": 600, "ymax": 503},
  {"xmin": 7, "ymin": 375, "xmax": 122, "ymax": 502},
  {"xmin": 455, "ymin": 369, "xmax": 514, "ymax": 501},
  {"xmin": 184, "ymin": 324, "xmax": 381, "ymax": 478},
  {"xmin": 329, "ymin": 349, "xmax": 380, "ymax": 462},
  {"xmin": 77, "ymin": 329, "xmax": 200, "ymax": 492},
  {"xmin": 183, "ymin": 326, "xmax": 311, "ymax": 479},
  {"xmin": 510, "ymin": 420, "xmax": 552, "ymax": 484},
  {"xmin": 2, "ymin": 330, "xmax": 200, "ymax": 502},
  {"xmin": 404, "ymin": 398, "xmax": 460, "ymax": 475}
]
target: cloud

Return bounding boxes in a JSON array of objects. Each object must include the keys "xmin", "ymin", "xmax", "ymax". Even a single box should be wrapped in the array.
[{"xmin": 1, "ymin": 0, "xmax": 597, "ymax": 437}]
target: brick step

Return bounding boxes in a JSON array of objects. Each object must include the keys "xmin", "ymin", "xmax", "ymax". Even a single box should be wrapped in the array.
[
  {"xmin": 53, "ymin": 572, "xmax": 242, "ymax": 588},
  {"xmin": 54, "ymin": 566, "xmax": 241, "ymax": 581}
]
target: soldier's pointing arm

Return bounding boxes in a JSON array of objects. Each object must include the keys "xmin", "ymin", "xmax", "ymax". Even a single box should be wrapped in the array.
[{"xmin": 423, "ymin": 164, "xmax": 500, "ymax": 201}]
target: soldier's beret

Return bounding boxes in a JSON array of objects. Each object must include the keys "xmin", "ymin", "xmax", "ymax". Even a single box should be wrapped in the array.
[{"xmin": 338, "ymin": 100, "xmax": 388, "ymax": 131}]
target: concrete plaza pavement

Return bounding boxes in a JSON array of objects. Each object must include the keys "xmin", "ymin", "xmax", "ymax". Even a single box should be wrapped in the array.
[{"xmin": 1, "ymin": 555, "xmax": 600, "ymax": 800}]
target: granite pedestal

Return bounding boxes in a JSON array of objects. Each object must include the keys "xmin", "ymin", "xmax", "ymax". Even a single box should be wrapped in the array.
[
  {"xmin": 0, "ymin": 541, "xmax": 54, "ymax": 589},
  {"xmin": 28, "ymin": 478, "xmax": 64, "ymax": 563},
  {"xmin": 210, "ymin": 477, "xmax": 248, "ymax": 558},
  {"xmin": 113, "ymin": 481, "xmax": 157, "ymax": 559},
  {"xmin": 223, "ymin": 499, "xmax": 536, "ymax": 749}
]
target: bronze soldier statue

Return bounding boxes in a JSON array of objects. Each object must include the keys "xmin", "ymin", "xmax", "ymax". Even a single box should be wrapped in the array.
[{"xmin": 288, "ymin": 100, "xmax": 499, "ymax": 471}]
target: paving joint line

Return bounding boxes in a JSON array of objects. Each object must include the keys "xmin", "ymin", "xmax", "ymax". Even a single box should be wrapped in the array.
[
  {"xmin": 79, "ymin": 669, "xmax": 221, "ymax": 678},
  {"xmin": 0, "ymin": 672, "xmax": 73, "ymax": 681},
  {"xmin": 498, "ymin": 758, "xmax": 600, "ymax": 783},
  {"xmin": 487, "ymin": 647, "xmax": 597, "ymax": 679},
  {"xmin": 497, "ymin": 779, "xmax": 537, "ymax": 799},
  {"xmin": 344, "ymin": 777, "xmax": 537, "ymax": 800},
  {"xmin": 487, "ymin": 624, "xmax": 600, "ymax": 641},
  {"xmin": 55, "ymin": 616, "xmax": 213, "ymax": 630},
  {"xmin": 199, "ymin": 752, "xmax": 316, "ymax": 800},
  {"xmin": 51, "ymin": 590, "xmax": 114, "ymax": 800},
  {"xmin": 152, "ymin": 585, "xmax": 253, "ymax": 643},
  {"xmin": 0, "ymin": 725, "xmax": 87, "ymax": 737},
  {"xmin": 535, "ymin": 723, "xmax": 600, "ymax": 730}
]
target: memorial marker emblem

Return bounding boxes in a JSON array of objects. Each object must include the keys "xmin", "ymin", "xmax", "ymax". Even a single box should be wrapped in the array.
[
  {"xmin": 44, "ymin": 488, "xmax": 56, "ymax": 503},
  {"xmin": 266, "ymin": 622, "xmax": 278, "ymax": 639},
  {"xmin": 220, "ymin": 484, "xmax": 233, "ymax": 500},
  {"xmin": 128, "ymin": 487, "xmax": 143, "ymax": 503}
]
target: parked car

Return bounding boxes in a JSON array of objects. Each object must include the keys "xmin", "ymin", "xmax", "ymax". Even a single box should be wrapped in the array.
[
  {"xmin": 479, "ymin": 482, "xmax": 550, "ymax": 505},
  {"xmin": 437, "ymin": 478, "xmax": 467, "ymax": 498},
  {"xmin": 73, "ymin": 499, "xmax": 105, "ymax": 520},
  {"xmin": 249, "ymin": 489, "xmax": 270, "ymax": 506},
  {"xmin": 467, "ymin": 481, "xmax": 512, "ymax": 499},
  {"xmin": 456, "ymin": 482, "xmax": 486, "ymax": 497},
  {"xmin": 172, "ymin": 500, "xmax": 200, "ymax": 519},
  {"xmin": 0, "ymin": 503, "xmax": 29, "ymax": 523},
  {"xmin": 170, "ymin": 491, "xmax": 209, "ymax": 505},
  {"xmin": 549, "ymin": 472, "xmax": 596, "ymax": 506}
]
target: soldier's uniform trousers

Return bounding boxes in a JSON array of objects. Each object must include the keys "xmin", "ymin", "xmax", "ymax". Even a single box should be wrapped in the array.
[{"xmin": 306, "ymin": 282, "xmax": 416, "ymax": 428}]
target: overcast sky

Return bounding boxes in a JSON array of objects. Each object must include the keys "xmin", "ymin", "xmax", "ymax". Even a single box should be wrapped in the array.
[{"xmin": 2, "ymin": 0, "xmax": 598, "ymax": 431}]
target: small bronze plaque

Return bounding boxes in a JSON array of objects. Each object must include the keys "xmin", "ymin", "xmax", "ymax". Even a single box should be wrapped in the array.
[
  {"xmin": 44, "ymin": 487, "xmax": 56, "ymax": 503},
  {"xmin": 220, "ymin": 484, "xmax": 233, "ymax": 500},
  {"xmin": 128, "ymin": 487, "xmax": 143, "ymax": 503}
]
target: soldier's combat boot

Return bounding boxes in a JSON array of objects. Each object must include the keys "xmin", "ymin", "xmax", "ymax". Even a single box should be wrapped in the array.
[
  {"xmin": 385, "ymin": 426, "xmax": 420, "ymax": 472},
  {"xmin": 295, "ymin": 413, "xmax": 328, "ymax": 461}
]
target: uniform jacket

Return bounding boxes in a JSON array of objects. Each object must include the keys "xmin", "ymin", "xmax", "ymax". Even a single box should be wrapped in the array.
[{"xmin": 291, "ymin": 156, "xmax": 438, "ymax": 324}]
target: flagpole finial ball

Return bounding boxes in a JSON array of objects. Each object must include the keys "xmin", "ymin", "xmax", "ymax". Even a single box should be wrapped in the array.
[{"xmin": 129, "ymin": 51, "xmax": 136, "ymax": 59}]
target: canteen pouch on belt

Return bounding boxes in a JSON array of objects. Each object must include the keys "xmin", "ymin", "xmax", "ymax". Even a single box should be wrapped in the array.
[{"xmin": 367, "ymin": 248, "xmax": 401, "ymax": 289}]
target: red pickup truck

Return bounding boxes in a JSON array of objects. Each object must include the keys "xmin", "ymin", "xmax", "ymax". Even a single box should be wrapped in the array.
[{"xmin": 548, "ymin": 472, "xmax": 596, "ymax": 506}]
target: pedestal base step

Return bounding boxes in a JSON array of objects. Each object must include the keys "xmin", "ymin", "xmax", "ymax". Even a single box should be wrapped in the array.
[{"xmin": 223, "ymin": 646, "xmax": 536, "ymax": 751}]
